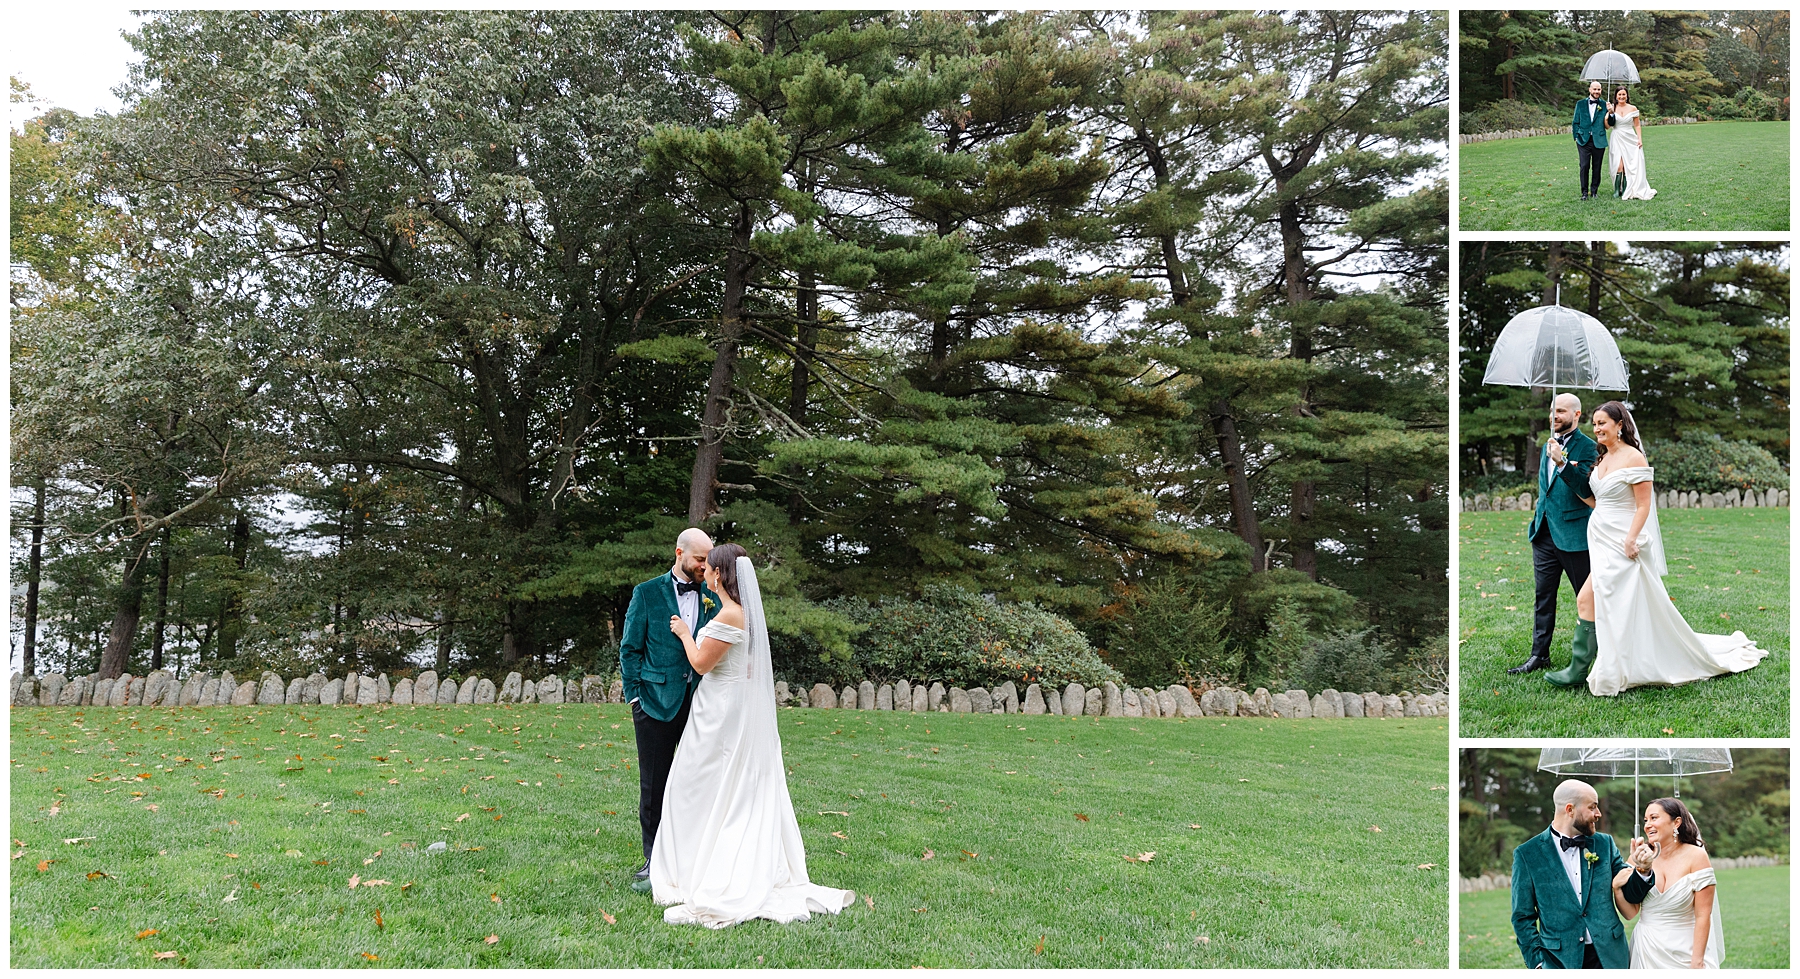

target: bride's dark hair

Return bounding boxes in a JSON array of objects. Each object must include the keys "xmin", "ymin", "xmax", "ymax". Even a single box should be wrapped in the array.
[
  {"xmin": 1649, "ymin": 797, "xmax": 1704, "ymax": 848},
  {"xmin": 1592, "ymin": 401, "xmax": 1642, "ymax": 462},
  {"xmin": 705, "ymin": 543, "xmax": 748, "ymax": 603}
]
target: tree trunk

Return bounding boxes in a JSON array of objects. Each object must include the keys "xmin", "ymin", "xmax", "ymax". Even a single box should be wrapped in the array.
[
  {"xmin": 151, "ymin": 526, "xmax": 172, "ymax": 671},
  {"xmin": 689, "ymin": 201, "xmax": 755, "ymax": 524},
  {"xmin": 216, "ymin": 512, "xmax": 251, "ymax": 662},
  {"xmin": 22, "ymin": 479, "xmax": 45, "ymax": 676},
  {"xmin": 1211, "ymin": 402, "xmax": 1266, "ymax": 572},
  {"xmin": 434, "ymin": 603, "xmax": 455, "ymax": 672},
  {"xmin": 1279, "ymin": 199, "xmax": 1319, "ymax": 580},
  {"xmin": 1587, "ymin": 241, "xmax": 1603, "ymax": 317},
  {"xmin": 501, "ymin": 603, "xmax": 521, "ymax": 668},
  {"xmin": 98, "ymin": 547, "xmax": 153, "ymax": 679}
]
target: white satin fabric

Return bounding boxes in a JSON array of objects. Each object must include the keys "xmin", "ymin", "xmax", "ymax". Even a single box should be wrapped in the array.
[
  {"xmin": 649, "ymin": 557, "xmax": 854, "ymax": 928},
  {"xmin": 1630, "ymin": 867, "xmax": 1723, "ymax": 968},
  {"xmin": 1587, "ymin": 466, "xmax": 1768, "ymax": 696},
  {"xmin": 1609, "ymin": 108, "xmax": 1658, "ymax": 200}
]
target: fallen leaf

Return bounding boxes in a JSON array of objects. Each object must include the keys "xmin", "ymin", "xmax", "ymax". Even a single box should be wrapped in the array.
[
  {"xmin": 599, "ymin": 908, "xmax": 616, "ymax": 925},
  {"xmin": 913, "ymin": 905, "xmax": 928, "ymax": 913},
  {"xmin": 1238, "ymin": 778, "xmax": 1249, "ymax": 783},
  {"xmin": 374, "ymin": 909, "xmax": 383, "ymax": 930},
  {"xmin": 401, "ymin": 882, "xmax": 414, "ymax": 892},
  {"xmin": 817, "ymin": 810, "xmax": 849, "ymax": 816},
  {"xmin": 1188, "ymin": 824, "xmax": 1201, "ymax": 829},
  {"xmin": 221, "ymin": 889, "xmax": 237, "ymax": 903},
  {"xmin": 315, "ymin": 860, "xmax": 331, "ymax": 866},
  {"xmin": 137, "ymin": 929, "xmax": 159, "ymax": 940},
  {"xmin": 1123, "ymin": 851, "xmax": 1156, "ymax": 863},
  {"xmin": 348, "ymin": 874, "xmax": 361, "ymax": 889},
  {"xmin": 1662, "ymin": 727, "xmax": 1675, "ymax": 735},
  {"xmin": 484, "ymin": 935, "xmax": 499, "ymax": 945},
  {"xmin": 1034, "ymin": 935, "xmax": 1045, "ymax": 956},
  {"xmin": 491, "ymin": 892, "xmax": 501, "ymax": 903},
  {"xmin": 250, "ymin": 882, "xmax": 261, "ymax": 890},
  {"xmin": 63, "ymin": 837, "xmax": 96, "ymax": 845},
  {"xmin": 387, "ymin": 778, "xmax": 400, "ymax": 785},
  {"xmin": 361, "ymin": 952, "xmax": 378, "ymax": 961},
  {"xmin": 364, "ymin": 858, "xmax": 376, "ymax": 866},
  {"xmin": 921, "ymin": 849, "xmax": 934, "ymax": 861},
  {"xmin": 362, "ymin": 879, "xmax": 390, "ymax": 887},
  {"xmin": 1369, "ymin": 825, "xmax": 1382, "ymax": 833},
  {"xmin": 225, "ymin": 853, "xmax": 239, "ymax": 859},
  {"xmin": 284, "ymin": 849, "xmax": 303, "ymax": 858},
  {"xmin": 1196, "ymin": 936, "xmax": 1211, "ymax": 945},
  {"xmin": 959, "ymin": 849, "xmax": 978, "ymax": 860},
  {"xmin": 864, "ymin": 894, "xmax": 874, "ymax": 909},
  {"xmin": 36, "ymin": 860, "xmax": 51, "ymax": 872},
  {"xmin": 831, "ymin": 831, "xmax": 848, "ymax": 839},
  {"xmin": 1417, "ymin": 863, "xmax": 1437, "ymax": 870},
  {"xmin": 1074, "ymin": 813, "xmax": 1088, "ymax": 822},
  {"xmin": 154, "ymin": 951, "xmax": 178, "ymax": 960},
  {"xmin": 455, "ymin": 813, "xmax": 471, "ymax": 823}
]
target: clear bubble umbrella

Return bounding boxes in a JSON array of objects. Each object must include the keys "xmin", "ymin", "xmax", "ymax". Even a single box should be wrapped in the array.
[
  {"xmin": 1581, "ymin": 49, "xmax": 1642, "ymax": 88},
  {"xmin": 1538, "ymin": 747, "xmax": 1732, "ymax": 839},
  {"xmin": 1481, "ymin": 304, "xmax": 1630, "ymax": 397}
]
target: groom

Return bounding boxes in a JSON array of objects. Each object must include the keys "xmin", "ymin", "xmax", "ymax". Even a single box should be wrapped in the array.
[
  {"xmin": 1509, "ymin": 394, "xmax": 1596, "ymax": 676},
  {"xmin": 619, "ymin": 528, "xmax": 718, "ymax": 892},
  {"xmin": 1572, "ymin": 80, "xmax": 1610, "ymax": 200},
  {"xmin": 1511, "ymin": 779, "xmax": 1654, "ymax": 968}
]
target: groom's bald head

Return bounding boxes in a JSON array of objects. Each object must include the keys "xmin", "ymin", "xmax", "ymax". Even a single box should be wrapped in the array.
[
  {"xmin": 674, "ymin": 528, "xmax": 713, "ymax": 581},
  {"xmin": 1552, "ymin": 779, "xmax": 1602, "ymax": 835}
]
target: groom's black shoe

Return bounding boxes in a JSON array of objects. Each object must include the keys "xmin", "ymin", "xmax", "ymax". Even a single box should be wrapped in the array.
[
  {"xmin": 632, "ymin": 859, "xmax": 650, "ymax": 881},
  {"xmin": 1507, "ymin": 653, "xmax": 1554, "ymax": 674}
]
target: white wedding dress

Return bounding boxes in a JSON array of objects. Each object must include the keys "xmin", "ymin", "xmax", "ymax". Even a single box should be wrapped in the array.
[
  {"xmin": 1630, "ymin": 867, "xmax": 1723, "ymax": 968},
  {"xmin": 1608, "ymin": 107, "xmax": 1657, "ymax": 200},
  {"xmin": 648, "ymin": 557, "xmax": 854, "ymax": 928},
  {"xmin": 1586, "ymin": 466, "xmax": 1768, "ymax": 696}
]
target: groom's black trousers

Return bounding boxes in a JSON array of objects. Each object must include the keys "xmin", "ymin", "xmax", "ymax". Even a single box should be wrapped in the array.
[
  {"xmin": 631, "ymin": 693, "xmax": 693, "ymax": 862},
  {"xmin": 1540, "ymin": 942, "xmax": 1604, "ymax": 969},
  {"xmin": 1531, "ymin": 528, "xmax": 1591, "ymax": 661},
  {"xmin": 1577, "ymin": 141, "xmax": 1605, "ymax": 196}
]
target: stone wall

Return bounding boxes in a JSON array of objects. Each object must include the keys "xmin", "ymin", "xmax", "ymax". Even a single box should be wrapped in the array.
[
  {"xmin": 776, "ymin": 678, "xmax": 1445, "ymax": 720},
  {"xmin": 11, "ymin": 669, "xmax": 621, "ymax": 708},
  {"xmin": 1459, "ymin": 117, "xmax": 1700, "ymax": 143},
  {"xmin": 1460, "ymin": 854, "xmax": 1785, "ymax": 892},
  {"xmin": 13, "ymin": 668, "xmax": 1448, "ymax": 722},
  {"xmin": 1460, "ymin": 488, "xmax": 1787, "ymax": 513}
]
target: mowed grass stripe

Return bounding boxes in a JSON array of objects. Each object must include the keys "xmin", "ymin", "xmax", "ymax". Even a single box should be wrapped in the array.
[
  {"xmin": 1458, "ymin": 508, "xmax": 1789, "ymax": 738},
  {"xmin": 1459, "ymin": 122, "xmax": 1789, "ymax": 231},
  {"xmin": 11, "ymin": 704, "xmax": 1448, "ymax": 968},
  {"xmin": 1458, "ymin": 864, "xmax": 1789, "ymax": 969}
]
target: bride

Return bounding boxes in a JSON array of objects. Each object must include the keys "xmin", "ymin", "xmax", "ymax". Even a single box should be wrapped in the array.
[
  {"xmin": 1545, "ymin": 401, "xmax": 1768, "ymax": 695},
  {"xmin": 1606, "ymin": 87, "xmax": 1657, "ymax": 200},
  {"xmin": 648, "ymin": 543, "xmax": 855, "ymax": 928},
  {"xmin": 1613, "ymin": 798, "xmax": 1723, "ymax": 968}
]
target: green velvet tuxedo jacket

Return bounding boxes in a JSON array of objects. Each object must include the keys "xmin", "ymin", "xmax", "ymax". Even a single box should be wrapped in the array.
[
  {"xmin": 618, "ymin": 571, "xmax": 720, "ymax": 722},
  {"xmin": 1510, "ymin": 827, "xmax": 1631, "ymax": 969},
  {"xmin": 1527, "ymin": 430, "xmax": 1597, "ymax": 552}
]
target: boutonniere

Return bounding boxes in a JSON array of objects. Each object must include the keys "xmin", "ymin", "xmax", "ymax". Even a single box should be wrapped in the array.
[
  {"xmin": 1583, "ymin": 850, "xmax": 1599, "ymax": 865},
  {"xmin": 702, "ymin": 596, "xmax": 717, "ymax": 612}
]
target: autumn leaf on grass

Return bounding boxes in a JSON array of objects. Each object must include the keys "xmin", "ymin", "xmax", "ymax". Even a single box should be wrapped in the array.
[
  {"xmin": 136, "ymin": 929, "xmax": 158, "ymax": 940},
  {"xmin": 225, "ymin": 853, "xmax": 239, "ymax": 859},
  {"xmin": 920, "ymin": 849, "xmax": 934, "ymax": 861},
  {"xmin": 362, "ymin": 880, "xmax": 390, "ymax": 887},
  {"xmin": 144, "ymin": 804, "xmax": 159, "ymax": 812},
  {"xmin": 490, "ymin": 892, "xmax": 501, "ymax": 903},
  {"xmin": 1417, "ymin": 863, "xmax": 1437, "ymax": 870},
  {"xmin": 1188, "ymin": 824, "xmax": 1202, "ymax": 830},
  {"xmin": 349, "ymin": 874, "xmax": 362, "ymax": 889},
  {"xmin": 831, "ymin": 831, "xmax": 848, "ymax": 839},
  {"xmin": 64, "ymin": 837, "xmax": 95, "ymax": 845},
  {"xmin": 484, "ymin": 935, "xmax": 499, "ymax": 946},
  {"xmin": 36, "ymin": 859, "xmax": 53, "ymax": 872},
  {"xmin": 817, "ymin": 810, "xmax": 849, "ymax": 816},
  {"xmin": 1368, "ymin": 826, "xmax": 1382, "ymax": 833},
  {"xmin": 1123, "ymin": 851, "xmax": 1156, "ymax": 863},
  {"xmin": 1034, "ymin": 935, "xmax": 1045, "ymax": 956},
  {"xmin": 599, "ymin": 909, "xmax": 616, "ymax": 925},
  {"xmin": 455, "ymin": 813, "xmax": 471, "ymax": 823},
  {"xmin": 1073, "ymin": 813, "xmax": 1088, "ymax": 822},
  {"xmin": 360, "ymin": 952, "xmax": 378, "ymax": 961},
  {"xmin": 222, "ymin": 889, "xmax": 238, "ymax": 903},
  {"xmin": 87, "ymin": 870, "xmax": 113, "ymax": 880},
  {"xmin": 959, "ymin": 849, "xmax": 978, "ymax": 861},
  {"xmin": 153, "ymin": 951, "xmax": 178, "ymax": 960},
  {"xmin": 863, "ymin": 894, "xmax": 874, "ymax": 910},
  {"xmin": 374, "ymin": 909, "xmax": 383, "ymax": 930},
  {"xmin": 1662, "ymin": 728, "xmax": 1675, "ymax": 735}
]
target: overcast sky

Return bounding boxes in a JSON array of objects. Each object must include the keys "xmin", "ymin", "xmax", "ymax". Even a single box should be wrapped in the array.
[{"xmin": 8, "ymin": 6, "xmax": 146, "ymax": 124}]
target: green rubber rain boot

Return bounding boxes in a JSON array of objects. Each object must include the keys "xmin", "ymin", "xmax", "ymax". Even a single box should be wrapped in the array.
[
  {"xmin": 1545, "ymin": 619, "xmax": 1597, "ymax": 687},
  {"xmin": 1614, "ymin": 170, "xmax": 1625, "ymax": 198}
]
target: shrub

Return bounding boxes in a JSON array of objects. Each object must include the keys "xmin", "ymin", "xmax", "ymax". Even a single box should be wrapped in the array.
[
  {"xmin": 1293, "ymin": 627, "xmax": 1394, "ymax": 695},
  {"xmin": 771, "ymin": 585, "xmax": 1123, "ymax": 692},
  {"xmin": 1460, "ymin": 99, "xmax": 1563, "ymax": 134},
  {"xmin": 1650, "ymin": 433, "xmax": 1789, "ymax": 495},
  {"xmin": 1253, "ymin": 597, "xmax": 1312, "ymax": 688},
  {"xmin": 1101, "ymin": 578, "xmax": 1234, "ymax": 687}
]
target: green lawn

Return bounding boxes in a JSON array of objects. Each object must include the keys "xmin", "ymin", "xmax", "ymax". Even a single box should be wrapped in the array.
[
  {"xmin": 1459, "ymin": 122, "xmax": 1789, "ymax": 231},
  {"xmin": 1459, "ymin": 864, "xmax": 1790, "ymax": 968},
  {"xmin": 10, "ymin": 704, "xmax": 1449, "ymax": 968},
  {"xmin": 1458, "ymin": 508, "xmax": 1789, "ymax": 738}
]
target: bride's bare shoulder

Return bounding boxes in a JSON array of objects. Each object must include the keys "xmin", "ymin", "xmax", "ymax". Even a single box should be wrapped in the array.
[{"xmin": 1617, "ymin": 445, "xmax": 1648, "ymax": 466}]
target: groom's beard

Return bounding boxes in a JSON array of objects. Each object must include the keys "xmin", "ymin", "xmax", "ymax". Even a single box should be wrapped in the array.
[
  {"xmin": 1553, "ymin": 419, "xmax": 1575, "ymax": 435},
  {"xmin": 1571, "ymin": 815, "xmax": 1598, "ymax": 836}
]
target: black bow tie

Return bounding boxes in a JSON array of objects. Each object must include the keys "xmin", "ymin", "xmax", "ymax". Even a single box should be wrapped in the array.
[
  {"xmin": 1559, "ymin": 832, "xmax": 1592, "ymax": 851},
  {"xmin": 675, "ymin": 579, "xmax": 702, "ymax": 595},
  {"xmin": 1590, "ymin": 98, "xmax": 1602, "ymax": 105}
]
